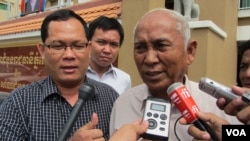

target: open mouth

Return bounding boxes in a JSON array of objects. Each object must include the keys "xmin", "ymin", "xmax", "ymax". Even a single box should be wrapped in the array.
[{"xmin": 61, "ymin": 66, "xmax": 77, "ymax": 73}]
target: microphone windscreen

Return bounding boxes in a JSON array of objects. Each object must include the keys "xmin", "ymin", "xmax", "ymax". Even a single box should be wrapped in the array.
[
  {"xmin": 167, "ymin": 82, "xmax": 200, "ymax": 123},
  {"xmin": 79, "ymin": 84, "xmax": 94, "ymax": 100}
]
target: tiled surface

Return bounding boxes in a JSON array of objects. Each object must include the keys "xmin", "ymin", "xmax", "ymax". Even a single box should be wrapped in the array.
[{"xmin": 0, "ymin": 1, "xmax": 121, "ymax": 36}]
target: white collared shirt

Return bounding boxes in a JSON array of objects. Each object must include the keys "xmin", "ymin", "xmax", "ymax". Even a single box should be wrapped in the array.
[{"xmin": 86, "ymin": 65, "xmax": 131, "ymax": 95}]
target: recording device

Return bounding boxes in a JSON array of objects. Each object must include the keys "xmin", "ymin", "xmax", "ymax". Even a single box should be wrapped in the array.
[
  {"xmin": 199, "ymin": 77, "xmax": 250, "ymax": 104},
  {"xmin": 141, "ymin": 97, "xmax": 171, "ymax": 141},
  {"xmin": 167, "ymin": 82, "xmax": 219, "ymax": 141},
  {"xmin": 199, "ymin": 77, "xmax": 238, "ymax": 104},
  {"xmin": 57, "ymin": 84, "xmax": 94, "ymax": 141}
]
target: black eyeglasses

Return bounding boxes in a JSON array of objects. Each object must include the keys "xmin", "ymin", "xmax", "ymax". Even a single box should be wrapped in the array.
[{"xmin": 43, "ymin": 42, "xmax": 88, "ymax": 53}]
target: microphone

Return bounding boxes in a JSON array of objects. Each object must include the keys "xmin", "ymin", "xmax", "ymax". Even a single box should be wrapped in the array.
[
  {"xmin": 57, "ymin": 84, "xmax": 94, "ymax": 141},
  {"xmin": 167, "ymin": 82, "xmax": 219, "ymax": 141}
]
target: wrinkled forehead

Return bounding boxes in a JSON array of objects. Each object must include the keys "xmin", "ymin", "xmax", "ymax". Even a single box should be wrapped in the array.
[
  {"xmin": 135, "ymin": 11, "xmax": 177, "ymax": 33},
  {"xmin": 134, "ymin": 15, "xmax": 180, "ymax": 43}
]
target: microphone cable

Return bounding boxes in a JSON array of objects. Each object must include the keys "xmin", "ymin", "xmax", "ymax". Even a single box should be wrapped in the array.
[
  {"xmin": 174, "ymin": 116, "xmax": 182, "ymax": 141},
  {"xmin": 173, "ymin": 115, "xmax": 219, "ymax": 141}
]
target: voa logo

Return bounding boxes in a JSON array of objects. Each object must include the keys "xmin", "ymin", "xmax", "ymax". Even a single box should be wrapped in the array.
[{"xmin": 226, "ymin": 129, "xmax": 246, "ymax": 136}]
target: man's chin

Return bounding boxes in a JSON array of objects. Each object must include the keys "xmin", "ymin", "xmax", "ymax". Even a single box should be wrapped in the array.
[{"xmin": 146, "ymin": 81, "xmax": 168, "ymax": 91}]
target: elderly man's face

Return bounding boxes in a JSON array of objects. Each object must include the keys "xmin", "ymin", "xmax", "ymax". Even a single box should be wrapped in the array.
[{"xmin": 133, "ymin": 11, "xmax": 195, "ymax": 96}]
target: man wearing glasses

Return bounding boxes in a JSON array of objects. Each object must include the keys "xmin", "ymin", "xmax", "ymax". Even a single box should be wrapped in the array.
[{"xmin": 0, "ymin": 9, "xmax": 119, "ymax": 141}]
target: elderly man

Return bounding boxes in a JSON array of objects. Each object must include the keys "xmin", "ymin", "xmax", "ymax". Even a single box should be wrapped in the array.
[{"xmin": 110, "ymin": 8, "xmax": 240, "ymax": 141}]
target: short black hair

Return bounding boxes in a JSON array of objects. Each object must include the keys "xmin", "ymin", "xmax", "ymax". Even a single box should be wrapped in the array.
[
  {"xmin": 40, "ymin": 9, "xmax": 88, "ymax": 43},
  {"xmin": 88, "ymin": 16, "xmax": 124, "ymax": 46}
]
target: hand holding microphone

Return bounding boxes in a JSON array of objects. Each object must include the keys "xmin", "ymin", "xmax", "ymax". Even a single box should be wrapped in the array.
[
  {"xmin": 179, "ymin": 111, "xmax": 229, "ymax": 141},
  {"xmin": 167, "ymin": 82, "xmax": 219, "ymax": 141},
  {"xmin": 199, "ymin": 77, "xmax": 250, "ymax": 124},
  {"xmin": 199, "ymin": 77, "xmax": 250, "ymax": 105}
]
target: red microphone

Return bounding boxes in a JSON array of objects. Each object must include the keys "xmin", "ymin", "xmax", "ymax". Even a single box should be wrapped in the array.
[{"xmin": 167, "ymin": 82, "xmax": 219, "ymax": 141}]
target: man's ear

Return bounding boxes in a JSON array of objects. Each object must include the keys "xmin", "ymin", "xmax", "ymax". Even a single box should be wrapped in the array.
[
  {"xmin": 87, "ymin": 41, "xmax": 92, "ymax": 48},
  {"xmin": 87, "ymin": 41, "xmax": 92, "ymax": 58},
  {"xmin": 37, "ymin": 42, "xmax": 45, "ymax": 60},
  {"xmin": 186, "ymin": 40, "xmax": 197, "ymax": 65}
]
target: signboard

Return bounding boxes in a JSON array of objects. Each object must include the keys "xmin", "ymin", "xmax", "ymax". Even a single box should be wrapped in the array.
[{"xmin": 0, "ymin": 46, "xmax": 47, "ymax": 93}]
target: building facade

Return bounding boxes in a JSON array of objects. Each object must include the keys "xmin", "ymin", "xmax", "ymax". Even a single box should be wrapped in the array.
[{"xmin": 0, "ymin": 0, "xmax": 249, "ymax": 93}]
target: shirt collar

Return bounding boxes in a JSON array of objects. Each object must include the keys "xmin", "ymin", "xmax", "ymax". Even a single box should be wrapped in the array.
[
  {"xmin": 108, "ymin": 64, "xmax": 118, "ymax": 78},
  {"xmin": 87, "ymin": 64, "xmax": 118, "ymax": 78},
  {"xmin": 41, "ymin": 76, "xmax": 94, "ymax": 103}
]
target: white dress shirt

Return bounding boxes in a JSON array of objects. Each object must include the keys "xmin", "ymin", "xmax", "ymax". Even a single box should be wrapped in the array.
[{"xmin": 87, "ymin": 65, "xmax": 131, "ymax": 95}]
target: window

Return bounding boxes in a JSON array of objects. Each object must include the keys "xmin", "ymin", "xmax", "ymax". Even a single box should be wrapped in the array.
[
  {"xmin": 0, "ymin": 3, "xmax": 7, "ymax": 10},
  {"xmin": 239, "ymin": 0, "xmax": 250, "ymax": 10}
]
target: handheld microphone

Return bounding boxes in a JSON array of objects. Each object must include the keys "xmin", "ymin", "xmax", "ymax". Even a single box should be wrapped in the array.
[
  {"xmin": 199, "ymin": 77, "xmax": 250, "ymax": 104},
  {"xmin": 167, "ymin": 82, "xmax": 219, "ymax": 141},
  {"xmin": 57, "ymin": 84, "xmax": 94, "ymax": 141}
]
